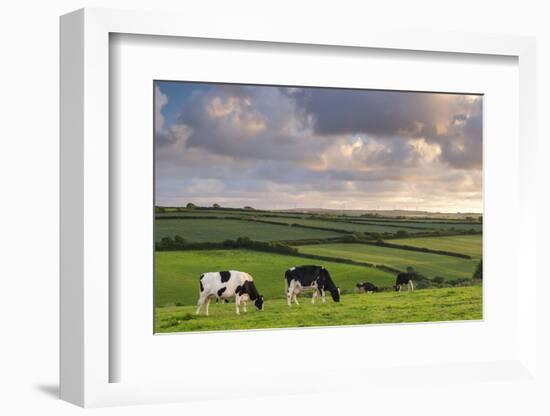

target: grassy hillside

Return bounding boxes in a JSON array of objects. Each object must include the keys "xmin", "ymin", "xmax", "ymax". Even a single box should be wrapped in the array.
[
  {"xmin": 390, "ymin": 235, "xmax": 482, "ymax": 259},
  {"xmin": 298, "ymin": 243, "xmax": 478, "ymax": 281},
  {"xmin": 155, "ymin": 249, "xmax": 395, "ymax": 307},
  {"xmin": 155, "ymin": 218, "xmax": 343, "ymax": 242},
  {"xmin": 155, "ymin": 286, "xmax": 482, "ymax": 333}
]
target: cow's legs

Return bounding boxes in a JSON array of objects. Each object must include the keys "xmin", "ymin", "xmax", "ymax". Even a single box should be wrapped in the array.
[
  {"xmin": 311, "ymin": 290, "xmax": 318, "ymax": 304},
  {"xmin": 293, "ymin": 293, "xmax": 300, "ymax": 305},
  {"xmin": 321, "ymin": 289, "xmax": 326, "ymax": 303},
  {"xmin": 204, "ymin": 297, "xmax": 211, "ymax": 316},
  {"xmin": 408, "ymin": 280, "xmax": 414, "ymax": 292},
  {"xmin": 287, "ymin": 281, "xmax": 296, "ymax": 307},
  {"xmin": 235, "ymin": 295, "xmax": 241, "ymax": 315},
  {"xmin": 195, "ymin": 294, "xmax": 207, "ymax": 315},
  {"xmin": 242, "ymin": 300, "xmax": 247, "ymax": 313}
]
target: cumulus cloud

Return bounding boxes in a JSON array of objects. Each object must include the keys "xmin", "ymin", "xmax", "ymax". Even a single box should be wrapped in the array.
[{"xmin": 154, "ymin": 82, "xmax": 483, "ymax": 212}]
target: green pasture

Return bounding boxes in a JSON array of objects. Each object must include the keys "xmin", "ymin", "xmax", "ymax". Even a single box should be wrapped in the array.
[
  {"xmin": 389, "ymin": 235, "xmax": 482, "ymax": 259},
  {"xmin": 298, "ymin": 243, "xmax": 479, "ymax": 281},
  {"xmin": 154, "ymin": 249, "xmax": 395, "ymax": 307},
  {"xmin": 252, "ymin": 217, "xmax": 427, "ymax": 234},
  {"xmin": 155, "ymin": 218, "xmax": 343, "ymax": 242},
  {"xmin": 350, "ymin": 218, "xmax": 482, "ymax": 232},
  {"xmin": 155, "ymin": 286, "xmax": 482, "ymax": 333}
]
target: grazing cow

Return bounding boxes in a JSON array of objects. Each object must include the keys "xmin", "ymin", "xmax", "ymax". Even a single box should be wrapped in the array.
[
  {"xmin": 394, "ymin": 272, "xmax": 414, "ymax": 292},
  {"xmin": 196, "ymin": 271, "xmax": 264, "ymax": 315},
  {"xmin": 356, "ymin": 282, "xmax": 379, "ymax": 293},
  {"xmin": 285, "ymin": 265, "xmax": 340, "ymax": 306}
]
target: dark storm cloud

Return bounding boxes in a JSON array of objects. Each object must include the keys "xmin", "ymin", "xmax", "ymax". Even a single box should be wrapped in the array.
[{"xmin": 293, "ymin": 88, "xmax": 482, "ymax": 169}]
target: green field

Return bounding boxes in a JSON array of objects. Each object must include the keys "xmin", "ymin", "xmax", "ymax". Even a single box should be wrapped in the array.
[
  {"xmin": 251, "ymin": 217, "xmax": 427, "ymax": 234},
  {"xmin": 390, "ymin": 235, "xmax": 482, "ymax": 259},
  {"xmin": 155, "ymin": 218, "xmax": 344, "ymax": 242},
  {"xmin": 155, "ymin": 249, "xmax": 395, "ymax": 307},
  {"xmin": 349, "ymin": 218, "xmax": 482, "ymax": 232},
  {"xmin": 155, "ymin": 286, "xmax": 482, "ymax": 333},
  {"xmin": 298, "ymin": 243, "xmax": 478, "ymax": 281},
  {"xmin": 154, "ymin": 208, "xmax": 483, "ymax": 332}
]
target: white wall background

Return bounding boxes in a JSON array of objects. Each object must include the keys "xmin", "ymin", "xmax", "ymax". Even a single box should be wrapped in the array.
[{"xmin": 0, "ymin": 1, "xmax": 548, "ymax": 415}]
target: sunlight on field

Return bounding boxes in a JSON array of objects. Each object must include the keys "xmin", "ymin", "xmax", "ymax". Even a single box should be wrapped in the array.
[
  {"xmin": 390, "ymin": 235, "xmax": 482, "ymax": 259},
  {"xmin": 298, "ymin": 243, "xmax": 478, "ymax": 281}
]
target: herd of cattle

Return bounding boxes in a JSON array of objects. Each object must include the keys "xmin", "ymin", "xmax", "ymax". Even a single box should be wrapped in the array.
[{"xmin": 195, "ymin": 265, "xmax": 415, "ymax": 316}]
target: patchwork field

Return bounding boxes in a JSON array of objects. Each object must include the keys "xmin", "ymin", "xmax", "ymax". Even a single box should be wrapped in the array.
[
  {"xmin": 390, "ymin": 235, "xmax": 482, "ymax": 259},
  {"xmin": 155, "ymin": 249, "xmax": 395, "ymax": 307},
  {"xmin": 155, "ymin": 218, "xmax": 343, "ymax": 242},
  {"xmin": 298, "ymin": 243, "xmax": 478, "ymax": 281},
  {"xmin": 156, "ymin": 209, "xmax": 482, "ymax": 242},
  {"xmin": 155, "ymin": 286, "xmax": 483, "ymax": 333}
]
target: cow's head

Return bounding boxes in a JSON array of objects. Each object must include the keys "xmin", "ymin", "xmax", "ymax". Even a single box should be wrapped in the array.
[
  {"xmin": 254, "ymin": 295, "xmax": 264, "ymax": 310},
  {"xmin": 330, "ymin": 287, "xmax": 340, "ymax": 302},
  {"xmin": 393, "ymin": 284, "xmax": 400, "ymax": 291}
]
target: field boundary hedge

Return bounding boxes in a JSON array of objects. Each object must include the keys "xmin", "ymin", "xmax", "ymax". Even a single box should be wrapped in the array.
[{"xmin": 156, "ymin": 236, "xmax": 300, "ymax": 255}]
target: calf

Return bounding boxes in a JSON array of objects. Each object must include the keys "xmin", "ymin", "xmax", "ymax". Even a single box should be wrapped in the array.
[
  {"xmin": 196, "ymin": 271, "xmax": 264, "ymax": 315},
  {"xmin": 285, "ymin": 265, "xmax": 340, "ymax": 306},
  {"xmin": 356, "ymin": 282, "xmax": 379, "ymax": 293},
  {"xmin": 394, "ymin": 272, "xmax": 414, "ymax": 292}
]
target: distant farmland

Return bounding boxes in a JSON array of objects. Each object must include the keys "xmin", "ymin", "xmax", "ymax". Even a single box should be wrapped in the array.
[
  {"xmin": 247, "ymin": 216, "xmax": 428, "ymax": 234},
  {"xmin": 155, "ymin": 218, "xmax": 344, "ymax": 242},
  {"xmin": 357, "ymin": 220, "xmax": 482, "ymax": 232}
]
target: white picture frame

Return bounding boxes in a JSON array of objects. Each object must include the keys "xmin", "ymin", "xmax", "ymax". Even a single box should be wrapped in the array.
[{"xmin": 60, "ymin": 8, "xmax": 538, "ymax": 408}]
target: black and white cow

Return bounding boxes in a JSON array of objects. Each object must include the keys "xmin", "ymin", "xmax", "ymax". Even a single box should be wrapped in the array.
[
  {"xmin": 285, "ymin": 265, "xmax": 340, "ymax": 306},
  {"xmin": 394, "ymin": 272, "xmax": 414, "ymax": 292},
  {"xmin": 356, "ymin": 281, "xmax": 379, "ymax": 293},
  {"xmin": 196, "ymin": 271, "xmax": 264, "ymax": 315}
]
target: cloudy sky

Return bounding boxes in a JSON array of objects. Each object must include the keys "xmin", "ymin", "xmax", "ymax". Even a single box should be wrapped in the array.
[{"xmin": 155, "ymin": 81, "xmax": 482, "ymax": 213}]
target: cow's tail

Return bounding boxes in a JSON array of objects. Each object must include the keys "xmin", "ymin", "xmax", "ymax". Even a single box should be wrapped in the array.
[
  {"xmin": 284, "ymin": 269, "xmax": 291, "ymax": 295},
  {"xmin": 199, "ymin": 274, "xmax": 204, "ymax": 293}
]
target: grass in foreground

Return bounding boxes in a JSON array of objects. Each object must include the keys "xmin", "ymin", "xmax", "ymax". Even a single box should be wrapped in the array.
[
  {"xmin": 298, "ymin": 243, "xmax": 478, "ymax": 281},
  {"xmin": 155, "ymin": 286, "xmax": 482, "ymax": 333},
  {"xmin": 155, "ymin": 249, "xmax": 394, "ymax": 307}
]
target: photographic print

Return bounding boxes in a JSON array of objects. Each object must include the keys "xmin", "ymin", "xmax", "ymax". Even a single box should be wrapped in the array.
[{"xmin": 154, "ymin": 81, "xmax": 483, "ymax": 333}]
